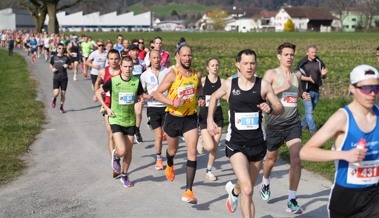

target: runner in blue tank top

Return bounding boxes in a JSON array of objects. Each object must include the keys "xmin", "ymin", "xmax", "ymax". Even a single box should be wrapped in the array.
[{"xmin": 300, "ymin": 64, "xmax": 379, "ymax": 218}]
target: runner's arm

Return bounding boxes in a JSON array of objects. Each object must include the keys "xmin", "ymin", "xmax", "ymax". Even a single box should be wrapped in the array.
[
  {"xmin": 261, "ymin": 79, "xmax": 284, "ymax": 116},
  {"xmin": 153, "ymin": 70, "xmax": 176, "ymax": 106},
  {"xmin": 207, "ymin": 79, "xmax": 230, "ymax": 136},
  {"xmin": 300, "ymin": 109, "xmax": 367, "ymax": 163},
  {"xmin": 263, "ymin": 69, "xmax": 290, "ymax": 95}
]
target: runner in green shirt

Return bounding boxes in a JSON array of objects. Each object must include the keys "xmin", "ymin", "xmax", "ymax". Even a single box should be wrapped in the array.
[{"xmin": 80, "ymin": 35, "xmax": 93, "ymax": 77}]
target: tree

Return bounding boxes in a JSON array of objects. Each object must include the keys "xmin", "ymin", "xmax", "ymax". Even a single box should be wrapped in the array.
[
  {"xmin": 284, "ymin": 18, "xmax": 295, "ymax": 32},
  {"xmin": 17, "ymin": 0, "xmax": 83, "ymax": 34},
  {"xmin": 361, "ymin": 0, "xmax": 379, "ymax": 31},
  {"xmin": 206, "ymin": 9, "xmax": 228, "ymax": 30},
  {"xmin": 328, "ymin": 0, "xmax": 353, "ymax": 31}
]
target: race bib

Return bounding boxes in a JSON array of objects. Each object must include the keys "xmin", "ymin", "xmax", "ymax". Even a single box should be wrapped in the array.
[
  {"xmin": 347, "ymin": 160, "xmax": 379, "ymax": 185},
  {"xmin": 105, "ymin": 91, "xmax": 110, "ymax": 97},
  {"xmin": 281, "ymin": 92, "xmax": 298, "ymax": 107},
  {"xmin": 235, "ymin": 112, "xmax": 259, "ymax": 130},
  {"xmin": 178, "ymin": 84, "xmax": 195, "ymax": 100},
  {"xmin": 118, "ymin": 92, "xmax": 135, "ymax": 105},
  {"xmin": 133, "ymin": 65, "xmax": 143, "ymax": 75},
  {"xmin": 98, "ymin": 62, "xmax": 105, "ymax": 70},
  {"xmin": 71, "ymin": 52, "xmax": 77, "ymax": 57},
  {"xmin": 205, "ymin": 95, "xmax": 220, "ymax": 107}
]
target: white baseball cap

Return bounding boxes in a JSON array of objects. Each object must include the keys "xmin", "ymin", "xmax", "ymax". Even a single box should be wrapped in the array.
[{"xmin": 350, "ymin": 64, "xmax": 379, "ymax": 84}]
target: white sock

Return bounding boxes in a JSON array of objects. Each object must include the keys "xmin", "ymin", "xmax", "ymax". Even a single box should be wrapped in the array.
[
  {"xmin": 262, "ymin": 177, "xmax": 270, "ymax": 186},
  {"xmin": 156, "ymin": 154, "xmax": 162, "ymax": 160},
  {"xmin": 288, "ymin": 190, "xmax": 297, "ymax": 200}
]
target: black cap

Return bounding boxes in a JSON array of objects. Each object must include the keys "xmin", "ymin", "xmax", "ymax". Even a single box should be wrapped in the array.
[{"xmin": 129, "ymin": 44, "xmax": 139, "ymax": 50}]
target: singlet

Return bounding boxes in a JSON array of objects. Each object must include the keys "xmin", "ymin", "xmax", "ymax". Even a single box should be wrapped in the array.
[
  {"xmin": 166, "ymin": 67, "xmax": 198, "ymax": 116},
  {"xmin": 69, "ymin": 43, "xmax": 80, "ymax": 58},
  {"xmin": 140, "ymin": 67, "xmax": 170, "ymax": 108},
  {"xmin": 199, "ymin": 76, "xmax": 222, "ymax": 122},
  {"xmin": 132, "ymin": 60, "xmax": 146, "ymax": 77},
  {"xmin": 334, "ymin": 105, "xmax": 379, "ymax": 189},
  {"xmin": 267, "ymin": 68, "xmax": 300, "ymax": 130},
  {"xmin": 120, "ymin": 50, "xmax": 129, "ymax": 59},
  {"xmin": 103, "ymin": 66, "xmax": 121, "ymax": 107},
  {"xmin": 81, "ymin": 41, "xmax": 92, "ymax": 57},
  {"xmin": 226, "ymin": 77, "xmax": 265, "ymax": 146},
  {"xmin": 89, "ymin": 50, "xmax": 107, "ymax": 76},
  {"xmin": 103, "ymin": 75, "xmax": 143, "ymax": 127},
  {"xmin": 114, "ymin": 43, "xmax": 124, "ymax": 52}
]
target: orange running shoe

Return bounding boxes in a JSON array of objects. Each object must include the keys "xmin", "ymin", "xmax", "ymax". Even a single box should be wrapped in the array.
[
  {"xmin": 155, "ymin": 159, "xmax": 164, "ymax": 170},
  {"xmin": 181, "ymin": 189, "xmax": 198, "ymax": 204},
  {"xmin": 83, "ymin": 72, "xmax": 88, "ymax": 77},
  {"xmin": 165, "ymin": 165, "xmax": 175, "ymax": 181}
]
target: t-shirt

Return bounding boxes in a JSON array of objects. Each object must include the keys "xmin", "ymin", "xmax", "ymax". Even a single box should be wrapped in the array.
[
  {"xmin": 102, "ymin": 75, "xmax": 144, "ymax": 127},
  {"xmin": 50, "ymin": 55, "xmax": 71, "ymax": 80},
  {"xmin": 89, "ymin": 50, "xmax": 107, "ymax": 76},
  {"xmin": 140, "ymin": 67, "xmax": 170, "ymax": 107}
]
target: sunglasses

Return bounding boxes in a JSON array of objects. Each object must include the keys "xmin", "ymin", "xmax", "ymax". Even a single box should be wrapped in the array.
[
  {"xmin": 353, "ymin": 84, "xmax": 379, "ymax": 95},
  {"xmin": 139, "ymin": 41, "xmax": 144, "ymax": 44},
  {"xmin": 97, "ymin": 44, "xmax": 104, "ymax": 47},
  {"xmin": 57, "ymin": 47, "xmax": 64, "ymax": 49}
]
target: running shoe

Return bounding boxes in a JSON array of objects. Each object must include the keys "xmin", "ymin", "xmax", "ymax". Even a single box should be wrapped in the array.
[
  {"xmin": 135, "ymin": 131, "xmax": 143, "ymax": 144},
  {"xmin": 205, "ymin": 171, "xmax": 217, "ymax": 181},
  {"xmin": 73, "ymin": 75, "xmax": 77, "ymax": 81},
  {"xmin": 155, "ymin": 159, "xmax": 164, "ymax": 170},
  {"xmin": 286, "ymin": 199, "xmax": 303, "ymax": 214},
  {"xmin": 120, "ymin": 175, "xmax": 134, "ymax": 188},
  {"xmin": 111, "ymin": 149, "xmax": 121, "ymax": 175},
  {"xmin": 181, "ymin": 189, "xmax": 198, "ymax": 204},
  {"xmin": 165, "ymin": 165, "xmax": 175, "ymax": 181},
  {"xmin": 197, "ymin": 136, "xmax": 204, "ymax": 155},
  {"xmin": 80, "ymin": 64, "xmax": 84, "ymax": 70},
  {"xmin": 59, "ymin": 108, "xmax": 65, "ymax": 113},
  {"xmin": 225, "ymin": 181, "xmax": 239, "ymax": 213},
  {"xmin": 51, "ymin": 100, "xmax": 56, "ymax": 108},
  {"xmin": 83, "ymin": 72, "xmax": 88, "ymax": 77},
  {"xmin": 260, "ymin": 183, "xmax": 271, "ymax": 201}
]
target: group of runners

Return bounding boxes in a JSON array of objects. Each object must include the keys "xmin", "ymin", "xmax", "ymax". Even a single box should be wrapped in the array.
[{"xmin": 3, "ymin": 29, "xmax": 379, "ymax": 218}]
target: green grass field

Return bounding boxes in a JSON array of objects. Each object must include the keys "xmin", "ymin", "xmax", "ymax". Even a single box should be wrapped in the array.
[{"xmin": 0, "ymin": 50, "xmax": 44, "ymax": 184}]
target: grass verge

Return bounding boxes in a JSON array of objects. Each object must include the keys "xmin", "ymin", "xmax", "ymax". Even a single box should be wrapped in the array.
[{"xmin": 0, "ymin": 50, "xmax": 44, "ymax": 185}]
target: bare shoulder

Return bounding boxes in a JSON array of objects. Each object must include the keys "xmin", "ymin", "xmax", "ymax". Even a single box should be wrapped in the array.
[{"xmin": 263, "ymin": 69, "xmax": 276, "ymax": 82}]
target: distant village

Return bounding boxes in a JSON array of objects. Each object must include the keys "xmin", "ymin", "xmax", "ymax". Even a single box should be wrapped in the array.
[{"xmin": 1, "ymin": 5, "xmax": 379, "ymax": 32}]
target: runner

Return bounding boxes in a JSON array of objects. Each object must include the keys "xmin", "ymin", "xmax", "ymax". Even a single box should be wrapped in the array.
[
  {"xmin": 95, "ymin": 56, "xmax": 145, "ymax": 187},
  {"xmin": 67, "ymin": 35, "xmax": 80, "ymax": 81},
  {"xmin": 207, "ymin": 49, "xmax": 283, "ymax": 217},
  {"xmin": 198, "ymin": 57, "xmax": 225, "ymax": 181},
  {"xmin": 128, "ymin": 44, "xmax": 147, "ymax": 144},
  {"xmin": 154, "ymin": 45, "xmax": 205, "ymax": 204},
  {"xmin": 49, "ymin": 43, "xmax": 71, "ymax": 113},
  {"xmin": 93, "ymin": 49, "xmax": 121, "ymax": 160},
  {"xmin": 43, "ymin": 33, "xmax": 51, "ymax": 62},
  {"xmin": 86, "ymin": 39, "xmax": 107, "ymax": 88},
  {"xmin": 140, "ymin": 50, "xmax": 170, "ymax": 170},
  {"xmin": 80, "ymin": 35, "xmax": 93, "ymax": 77},
  {"xmin": 144, "ymin": 36, "xmax": 170, "ymax": 68},
  {"xmin": 300, "ymin": 64, "xmax": 379, "ymax": 218},
  {"xmin": 114, "ymin": 34, "xmax": 124, "ymax": 52},
  {"xmin": 120, "ymin": 39, "xmax": 130, "ymax": 59},
  {"xmin": 138, "ymin": 38, "xmax": 147, "ymax": 60},
  {"xmin": 260, "ymin": 42, "xmax": 310, "ymax": 215},
  {"xmin": 28, "ymin": 35, "xmax": 38, "ymax": 64},
  {"xmin": 7, "ymin": 35, "xmax": 14, "ymax": 56}
]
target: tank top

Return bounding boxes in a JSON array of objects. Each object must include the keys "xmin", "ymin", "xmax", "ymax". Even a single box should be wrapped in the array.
[
  {"xmin": 166, "ymin": 67, "xmax": 198, "ymax": 116},
  {"xmin": 226, "ymin": 77, "xmax": 265, "ymax": 146},
  {"xmin": 69, "ymin": 43, "xmax": 80, "ymax": 58},
  {"xmin": 334, "ymin": 105, "xmax": 379, "ymax": 189},
  {"xmin": 104, "ymin": 66, "xmax": 121, "ymax": 107},
  {"xmin": 267, "ymin": 68, "xmax": 300, "ymax": 130},
  {"xmin": 114, "ymin": 43, "xmax": 124, "ymax": 52},
  {"xmin": 199, "ymin": 76, "xmax": 222, "ymax": 122}
]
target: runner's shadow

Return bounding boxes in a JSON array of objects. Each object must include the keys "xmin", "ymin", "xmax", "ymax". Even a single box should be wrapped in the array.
[
  {"xmin": 191, "ymin": 193, "xmax": 228, "ymax": 211},
  {"xmin": 64, "ymin": 105, "xmax": 101, "ymax": 112}
]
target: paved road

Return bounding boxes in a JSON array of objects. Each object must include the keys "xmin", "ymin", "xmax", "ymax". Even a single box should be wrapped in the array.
[{"xmin": 0, "ymin": 50, "xmax": 332, "ymax": 218}]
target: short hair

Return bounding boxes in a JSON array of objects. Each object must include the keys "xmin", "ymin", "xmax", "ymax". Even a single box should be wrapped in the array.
[
  {"xmin": 153, "ymin": 36, "xmax": 162, "ymax": 43},
  {"xmin": 235, "ymin": 49, "xmax": 257, "ymax": 62},
  {"xmin": 117, "ymin": 34, "xmax": 123, "ymax": 38},
  {"xmin": 277, "ymin": 42, "xmax": 296, "ymax": 54},
  {"xmin": 307, "ymin": 45, "xmax": 317, "ymax": 51},
  {"xmin": 176, "ymin": 44, "xmax": 191, "ymax": 55},
  {"xmin": 57, "ymin": 43, "xmax": 64, "ymax": 48},
  {"xmin": 131, "ymin": 39, "xmax": 139, "ymax": 45},
  {"xmin": 107, "ymin": 49, "xmax": 120, "ymax": 59},
  {"xmin": 377, "ymin": 46, "xmax": 379, "ymax": 51},
  {"xmin": 121, "ymin": 56, "xmax": 133, "ymax": 63},
  {"xmin": 97, "ymin": 39, "xmax": 104, "ymax": 44}
]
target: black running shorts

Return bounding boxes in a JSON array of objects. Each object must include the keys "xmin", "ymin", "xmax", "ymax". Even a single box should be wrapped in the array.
[
  {"xmin": 225, "ymin": 141, "xmax": 267, "ymax": 162},
  {"xmin": 53, "ymin": 78, "xmax": 68, "ymax": 91},
  {"xmin": 163, "ymin": 113, "xmax": 197, "ymax": 138},
  {"xmin": 266, "ymin": 122, "xmax": 302, "ymax": 152},
  {"xmin": 147, "ymin": 107, "xmax": 166, "ymax": 130},
  {"xmin": 110, "ymin": 124, "xmax": 136, "ymax": 136}
]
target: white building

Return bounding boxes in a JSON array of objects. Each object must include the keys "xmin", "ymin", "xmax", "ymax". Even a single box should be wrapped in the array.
[
  {"xmin": 155, "ymin": 20, "xmax": 185, "ymax": 31},
  {"xmin": 0, "ymin": 8, "xmax": 36, "ymax": 30},
  {"xmin": 45, "ymin": 10, "xmax": 152, "ymax": 32}
]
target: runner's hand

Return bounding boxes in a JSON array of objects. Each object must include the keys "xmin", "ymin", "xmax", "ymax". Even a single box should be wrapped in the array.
[
  {"xmin": 344, "ymin": 147, "xmax": 367, "ymax": 163},
  {"xmin": 257, "ymin": 102, "xmax": 271, "ymax": 114},
  {"xmin": 93, "ymin": 95, "xmax": 98, "ymax": 102},
  {"xmin": 106, "ymin": 108, "xmax": 115, "ymax": 117},
  {"xmin": 198, "ymin": 98, "xmax": 205, "ymax": 107},
  {"xmin": 172, "ymin": 97, "xmax": 184, "ymax": 108},
  {"xmin": 207, "ymin": 120, "xmax": 219, "ymax": 136},
  {"xmin": 302, "ymin": 92, "xmax": 310, "ymax": 101}
]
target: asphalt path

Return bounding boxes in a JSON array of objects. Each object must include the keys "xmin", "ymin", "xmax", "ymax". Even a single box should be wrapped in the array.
[{"xmin": 0, "ymin": 50, "xmax": 332, "ymax": 218}]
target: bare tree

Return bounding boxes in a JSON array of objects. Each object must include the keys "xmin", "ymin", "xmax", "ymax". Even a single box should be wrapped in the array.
[
  {"xmin": 361, "ymin": 0, "xmax": 379, "ymax": 31},
  {"xmin": 328, "ymin": 0, "xmax": 353, "ymax": 31},
  {"xmin": 17, "ymin": 0, "xmax": 47, "ymax": 33}
]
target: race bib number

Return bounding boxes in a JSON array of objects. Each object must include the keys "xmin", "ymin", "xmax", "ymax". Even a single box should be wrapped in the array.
[
  {"xmin": 347, "ymin": 160, "xmax": 379, "ymax": 185},
  {"xmin": 105, "ymin": 91, "xmax": 110, "ymax": 97},
  {"xmin": 133, "ymin": 65, "xmax": 143, "ymax": 75},
  {"xmin": 205, "ymin": 95, "xmax": 220, "ymax": 107},
  {"xmin": 178, "ymin": 84, "xmax": 195, "ymax": 100},
  {"xmin": 281, "ymin": 92, "xmax": 298, "ymax": 107},
  {"xmin": 71, "ymin": 52, "xmax": 77, "ymax": 57},
  {"xmin": 118, "ymin": 92, "xmax": 135, "ymax": 105},
  {"xmin": 235, "ymin": 112, "xmax": 259, "ymax": 130}
]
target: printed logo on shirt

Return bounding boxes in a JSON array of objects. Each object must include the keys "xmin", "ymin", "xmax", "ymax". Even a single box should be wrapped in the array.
[{"xmin": 232, "ymin": 89, "xmax": 241, "ymax": 96}]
